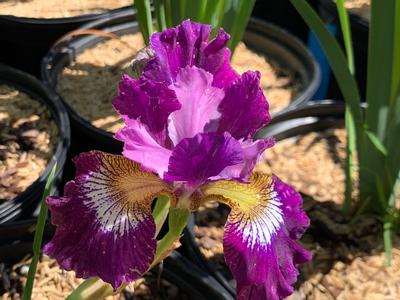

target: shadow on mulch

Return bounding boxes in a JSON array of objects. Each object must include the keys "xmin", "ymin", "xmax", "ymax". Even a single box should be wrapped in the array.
[{"xmin": 293, "ymin": 194, "xmax": 399, "ymax": 289}]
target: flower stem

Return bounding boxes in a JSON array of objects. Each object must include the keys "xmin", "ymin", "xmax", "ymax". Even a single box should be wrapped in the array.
[{"xmin": 151, "ymin": 208, "xmax": 190, "ymax": 268}]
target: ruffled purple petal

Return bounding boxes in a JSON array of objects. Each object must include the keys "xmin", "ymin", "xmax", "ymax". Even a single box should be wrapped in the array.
[
  {"xmin": 143, "ymin": 20, "xmax": 237, "ymax": 88},
  {"xmin": 168, "ymin": 66, "xmax": 224, "ymax": 144},
  {"xmin": 216, "ymin": 138, "xmax": 274, "ymax": 181},
  {"xmin": 115, "ymin": 119, "xmax": 172, "ymax": 176},
  {"xmin": 113, "ymin": 74, "xmax": 180, "ymax": 142},
  {"xmin": 44, "ymin": 151, "xmax": 173, "ymax": 289},
  {"xmin": 200, "ymin": 174, "xmax": 311, "ymax": 300},
  {"xmin": 198, "ymin": 29, "xmax": 239, "ymax": 89},
  {"xmin": 164, "ymin": 132, "xmax": 244, "ymax": 187},
  {"xmin": 218, "ymin": 71, "xmax": 270, "ymax": 139},
  {"xmin": 145, "ymin": 20, "xmax": 211, "ymax": 83},
  {"xmin": 211, "ymin": 49, "xmax": 240, "ymax": 89}
]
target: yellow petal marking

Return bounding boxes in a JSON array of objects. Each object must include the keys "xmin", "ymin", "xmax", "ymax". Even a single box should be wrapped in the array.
[{"xmin": 200, "ymin": 173, "xmax": 283, "ymax": 247}]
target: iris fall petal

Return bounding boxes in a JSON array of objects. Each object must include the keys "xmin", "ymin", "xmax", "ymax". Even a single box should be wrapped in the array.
[
  {"xmin": 200, "ymin": 173, "xmax": 311, "ymax": 300},
  {"xmin": 44, "ymin": 151, "xmax": 174, "ymax": 289}
]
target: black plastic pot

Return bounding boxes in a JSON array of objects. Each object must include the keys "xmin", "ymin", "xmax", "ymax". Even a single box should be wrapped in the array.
[
  {"xmin": 251, "ymin": 0, "xmax": 318, "ymax": 42},
  {"xmin": 317, "ymin": 0, "xmax": 368, "ymax": 100},
  {"xmin": 0, "ymin": 6, "xmax": 132, "ymax": 77},
  {"xmin": 0, "ymin": 64, "xmax": 70, "ymax": 224},
  {"xmin": 244, "ymin": 18, "xmax": 321, "ymax": 116},
  {"xmin": 181, "ymin": 100, "xmax": 346, "ymax": 296},
  {"xmin": 41, "ymin": 10, "xmax": 139, "ymax": 156},
  {"xmin": 41, "ymin": 9, "xmax": 320, "ymax": 156}
]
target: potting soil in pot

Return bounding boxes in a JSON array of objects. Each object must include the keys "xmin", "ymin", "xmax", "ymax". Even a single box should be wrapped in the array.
[
  {"xmin": 193, "ymin": 127, "xmax": 400, "ymax": 300},
  {"xmin": 0, "ymin": 84, "xmax": 57, "ymax": 202},
  {"xmin": 0, "ymin": 0, "xmax": 132, "ymax": 18},
  {"xmin": 56, "ymin": 34, "xmax": 300, "ymax": 134},
  {"xmin": 0, "ymin": 256, "xmax": 190, "ymax": 299}
]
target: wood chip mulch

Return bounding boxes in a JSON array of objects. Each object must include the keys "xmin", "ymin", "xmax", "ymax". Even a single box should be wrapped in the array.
[
  {"xmin": 0, "ymin": 256, "xmax": 189, "ymax": 299},
  {"xmin": 0, "ymin": 84, "xmax": 57, "ymax": 202}
]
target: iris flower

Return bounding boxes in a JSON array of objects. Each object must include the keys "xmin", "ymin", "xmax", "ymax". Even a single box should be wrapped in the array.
[{"xmin": 44, "ymin": 20, "xmax": 310, "ymax": 300}]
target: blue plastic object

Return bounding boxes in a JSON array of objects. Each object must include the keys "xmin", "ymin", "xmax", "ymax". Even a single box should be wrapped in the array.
[{"xmin": 307, "ymin": 23, "xmax": 337, "ymax": 100}]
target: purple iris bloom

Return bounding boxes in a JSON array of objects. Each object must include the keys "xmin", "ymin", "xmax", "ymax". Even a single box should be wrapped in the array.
[{"xmin": 44, "ymin": 20, "xmax": 311, "ymax": 300}]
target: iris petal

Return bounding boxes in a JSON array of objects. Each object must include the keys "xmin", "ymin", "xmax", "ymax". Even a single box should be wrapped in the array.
[
  {"xmin": 218, "ymin": 71, "xmax": 270, "ymax": 139},
  {"xmin": 199, "ymin": 29, "xmax": 239, "ymax": 89},
  {"xmin": 217, "ymin": 138, "xmax": 274, "ymax": 181},
  {"xmin": 44, "ymin": 151, "xmax": 174, "ymax": 289},
  {"xmin": 200, "ymin": 173, "xmax": 311, "ymax": 300},
  {"xmin": 113, "ymin": 74, "xmax": 180, "ymax": 142},
  {"xmin": 144, "ymin": 20, "xmax": 237, "ymax": 88},
  {"xmin": 164, "ymin": 132, "xmax": 244, "ymax": 188},
  {"xmin": 168, "ymin": 66, "xmax": 225, "ymax": 144},
  {"xmin": 145, "ymin": 20, "xmax": 211, "ymax": 83},
  {"xmin": 115, "ymin": 119, "xmax": 172, "ymax": 177}
]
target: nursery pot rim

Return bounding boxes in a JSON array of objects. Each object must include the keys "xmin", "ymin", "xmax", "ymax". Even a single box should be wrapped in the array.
[
  {"xmin": 41, "ymin": 10, "xmax": 320, "ymax": 150},
  {"xmin": 0, "ymin": 64, "xmax": 70, "ymax": 224}
]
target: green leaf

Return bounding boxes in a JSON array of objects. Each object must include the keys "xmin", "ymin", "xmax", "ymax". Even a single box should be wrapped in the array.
[
  {"xmin": 343, "ymin": 107, "xmax": 356, "ymax": 214},
  {"xmin": 365, "ymin": 130, "xmax": 388, "ymax": 156},
  {"xmin": 151, "ymin": 208, "xmax": 189, "ymax": 267},
  {"xmin": 22, "ymin": 162, "xmax": 57, "ymax": 300},
  {"xmin": 335, "ymin": 0, "xmax": 355, "ymax": 75},
  {"xmin": 164, "ymin": 0, "xmax": 173, "ymax": 27},
  {"xmin": 384, "ymin": 220, "xmax": 393, "ymax": 266},
  {"xmin": 388, "ymin": 170, "xmax": 400, "ymax": 208},
  {"xmin": 135, "ymin": 0, "xmax": 154, "ymax": 44},
  {"xmin": 152, "ymin": 195, "xmax": 171, "ymax": 236},
  {"xmin": 167, "ymin": 208, "xmax": 190, "ymax": 235},
  {"xmin": 155, "ymin": 0, "xmax": 167, "ymax": 31},
  {"xmin": 200, "ymin": 0, "xmax": 221, "ymax": 26},
  {"xmin": 366, "ymin": 0, "xmax": 400, "ymax": 140},
  {"xmin": 221, "ymin": 0, "xmax": 256, "ymax": 53},
  {"xmin": 169, "ymin": 0, "xmax": 181, "ymax": 26},
  {"xmin": 386, "ymin": 86, "xmax": 400, "ymax": 185},
  {"xmin": 185, "ymin": 0, "xmax": 206, "ymax": 21},
  {"xmin": 212, "ymin": 0, "xmax": 229, "ymax": 37},
  {"xmin": 290, "ymin": 0, "xmax": 363, "ymax": 129},
  {"xmin": 66, "ymin": 278, "xmax": 113, "ymax": 300}
]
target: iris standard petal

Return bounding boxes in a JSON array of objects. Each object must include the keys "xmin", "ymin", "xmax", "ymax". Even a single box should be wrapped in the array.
[
  {"xmin": 211, "ymin": 49, "xmax": 240, "ymax": 89},
  {"xmin": 115, "ymin": 119, "xmax": 172, "ymax": 176},
  {"xmin": 44, "ymin": 151, "xmax": 174, "ymax": 289},
  {"xmin": 200, "ymin": 173, "xmax": 311, "ymax": 300},
  {"xmin": 144, "ymin": 20, "xmax": 237, "ymax": 88},
  {"xmin": 164, "ymin": 132, "xmax": 244, "ymax": 187},
  {"xmin": 218, "ymin": 71, "xmax": 270, "ymax": 139},
  {"xmin": 146, "ymin": 20, "xmax": 211, "ymax": 83},
  {"xmin": 168, "ymin": 66, "xmax": 224, "ymax": 144},
  {"xmin": 113, "ymin": 74, "xmax": 180, "ymax": 139}
]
